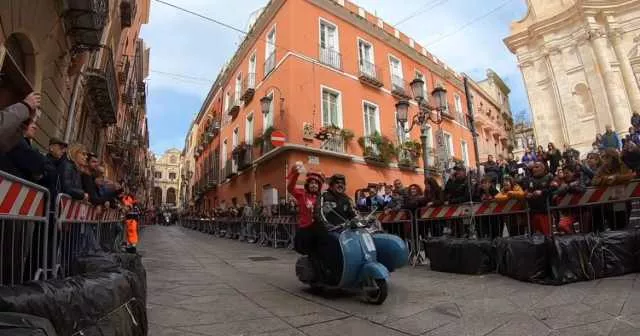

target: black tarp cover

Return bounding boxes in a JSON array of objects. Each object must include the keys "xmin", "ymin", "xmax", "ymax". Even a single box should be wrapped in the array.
[
  {"xmin": 495, "ymin": 234, "xmax": 550, "ymax": 283},
  {"xmin": 0, "ymin": 312, "xmax": 57, "ymax": 336},
  {"xmin": 424, "ymin": 238, "xmax": 496, "ymax": 274}
]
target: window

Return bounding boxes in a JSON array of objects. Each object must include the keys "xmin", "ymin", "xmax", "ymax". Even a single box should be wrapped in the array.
[
  {"xmin": 248, "ymin": 53, "xmax": 256, "ymax": 88},
  {"xmin": 358, "ymin": 38, "xmax": 374, "ymax": 77},
  {"xmin": 245, "ymin": 112, "xmax": 254, "ymax": 145},
  {"xmin": 389, "ymin": 56, "xmax": 403, "ymax": 91},
  {"xmin": 233, "ymin": 127, "xmax": 239, "ymax": 149},
  {"xmin": 235, "ymin": 73, "xmax": 242, "ymax": 101},
  {"xmin": 264, "ymin": 27, "xmax": 276, "ymax": 76},
  {"xmin": 221, "ymin": 139, "xmax": 228, "ymax": 179},
  {"xmin": 263, "ymin": 92, "xmax": 274, "ymax": 130},
  {"xmin": 363, "ymin": 102, "xmax": 380, "ymax": 136},
  {"xmin": 443, "ymin": 132, "xmax": 454, "ymax": 158},
  {"xmin": 319, "ymin": 19, "xmax": 340, "ymax": 68},
  {"xmin": 321, "ymin": 87, "xmax": 342, "ymax": 127},
  {"xmin": 154, "ymin": 171, "xmax": 162, "ymax": 179},
  {"xmin": 224, "ymin": 91, "xmax": 230, "ymax": 111},
  {"xmin": 170, "ymin": 156, "xmax": 177, "ymax": 164},
  {"xmin": 461, "ymin": 140, "xmax": 469, "ymax": 167},
  {"xmin": 454, "ymin": 94, "xmax": 463, "ymax": 124},
  {"xmin": 169, "ymin": 172, "xmax": 176, "ymax": 180},
  {"xmin": 395, "ymin": 112, "xmax": 410, "ymax": 143}
]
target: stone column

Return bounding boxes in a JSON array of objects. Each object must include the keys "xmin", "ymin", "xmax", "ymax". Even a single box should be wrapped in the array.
[
  {"xmin": 588, "ymin": 22, "xmax": 629, "ymax": 131},
  {"xmin": 609, "ymin": 29, "xmax": 640, "ymax": 114},
  {"xmin": 546, "ymin": 48, "xmax": 571, "ymax": 146}
]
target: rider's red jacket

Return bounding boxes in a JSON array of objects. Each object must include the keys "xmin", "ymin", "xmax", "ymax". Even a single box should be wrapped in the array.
[{"xmin": 287, "ymin": 169, "xmax": 317, "ymax": 229}]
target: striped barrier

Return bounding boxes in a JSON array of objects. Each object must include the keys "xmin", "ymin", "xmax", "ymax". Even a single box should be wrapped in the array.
[
  {"xmin": 0, "ymin": 174, "xmax": 46, "ymax": 219},
  {"xmin": 553, "ymin": 181, "xmax": 640, "ymax": 208}
]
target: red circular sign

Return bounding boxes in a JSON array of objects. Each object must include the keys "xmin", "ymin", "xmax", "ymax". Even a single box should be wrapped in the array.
[{"xmin": 271, "ymin": 130, "xmax": 286, "ymax": 147}]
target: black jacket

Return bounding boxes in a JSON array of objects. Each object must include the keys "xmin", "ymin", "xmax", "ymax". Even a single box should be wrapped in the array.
[
  {"xmin": 444, "ymin": 178, "xmax": 472, "ymax": 204},
  {"xmin": 82, "ymin": 172, "xmax": 114, "ymax": 206},
  {"xmin": 314, "ymin": 189, "xmax": 357, "ymax": 228},
  {"xmin": 523, "ymin": 174, "xmax": 553, "ymax": 213},
  {"xmin": 484, "ymin": 161, "xmax": 501, "ymax": 182},
  {"xmin": 60, "ymin": 159, "xmax": 85, "ymax": 200},
  {"xmin": 41, "ymin": 153, "xmax": 65, "ymax": 207},
  {"xmin": 0, "ymin": 137, "xmax": 45, "ymax": 182}
]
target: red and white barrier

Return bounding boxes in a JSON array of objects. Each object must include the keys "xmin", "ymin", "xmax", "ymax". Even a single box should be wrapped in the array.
[
  {"xmin": 0, "ymin": 175, "xmax": 46, "ymax": 218},
  {"xmin": 554, "ymin": 181, "xmax": 640, "ymax": 207},
  {"xmin": 418, "ymin": 200, "xmax": 527, "ymax": 220}
]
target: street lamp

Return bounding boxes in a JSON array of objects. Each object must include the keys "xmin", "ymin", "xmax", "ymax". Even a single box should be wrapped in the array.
[
  {"xmin": 395, "ymin": 78, "xmax": 448, "ymax": 184},
  {"xmin": 260, "ymin": 86, "xmax": 285, "ymax": 117}
]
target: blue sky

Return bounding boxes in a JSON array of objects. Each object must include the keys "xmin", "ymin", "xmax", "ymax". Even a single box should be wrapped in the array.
[{"xmin": 141, "ymin": 0, "xmax": 529, "ymax": 155}]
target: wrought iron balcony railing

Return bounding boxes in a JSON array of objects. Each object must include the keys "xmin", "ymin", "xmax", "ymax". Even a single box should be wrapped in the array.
[
  {"xmin": 391, "ymin": 75, "xmax": 410, "ymax": 99},
  {"xmin": 120, "ymin": 0, "xmax": 136, "ymax": 28},
  {"xmin": 241, "ymin": 73, "xmax": 256, "ymax": 104},
  {"xmin": 226, "ymin": 95, "xmax": 240, "ymax": 116},
  {"xmin": 319, "ymin": 45, "xmax": 342, "ymax": 70},
  {"xmin": 358, "ymin": 60, "xmax": 383, "ymax": 88},
  {"xmin": 86, "ymin": 48, "xmax": 118, "ymax": 125},
  {"xmin": 63, "ymin": 0, "xmax": 108, "ymax": 51},
  {"xmin": 320, "ymin": 136, "xmax": 345, "ymax": 153}
]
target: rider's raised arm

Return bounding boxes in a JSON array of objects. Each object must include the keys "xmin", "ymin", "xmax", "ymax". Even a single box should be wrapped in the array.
[{"xmin": 287, "ymin": 168, "xmax": 303, "ymax": 198}]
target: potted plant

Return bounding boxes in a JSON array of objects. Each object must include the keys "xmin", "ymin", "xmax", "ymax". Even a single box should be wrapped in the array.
[{"xmin": 357, "ymin": 132, "xmax": 396, "ymax": 165}]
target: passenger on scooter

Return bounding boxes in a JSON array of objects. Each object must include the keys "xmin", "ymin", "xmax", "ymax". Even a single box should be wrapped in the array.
[
  {"xmin": 313, "ymin": 174, "xmax": 358, "ymax": 285},
  {"xmin": 287, "ymin": 161, "xmax": 325, "ymax": 254}
]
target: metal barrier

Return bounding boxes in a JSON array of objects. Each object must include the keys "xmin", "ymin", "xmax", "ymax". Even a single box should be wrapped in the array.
[
  {"xmin": 548, "ymin": 181, "xmax": 640, "ymax": 234},
  {"xmin": 0, "ymin": 170, "xmax": 50, "ymax": 286},
  {"xmin": 373, "ymin": 209, "xmax": 415, "ymax": 259}
]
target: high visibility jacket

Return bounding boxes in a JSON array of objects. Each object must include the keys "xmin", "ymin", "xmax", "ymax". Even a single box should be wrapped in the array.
[{"xmin": 122, "ymin": 195, "xmax": 139, "ymax": 246}]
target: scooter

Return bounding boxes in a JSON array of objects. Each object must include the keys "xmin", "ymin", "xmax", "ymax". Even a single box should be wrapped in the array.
[{"xmin": 295, "ymin": 208, "xmax": 409, "ymax": 305}]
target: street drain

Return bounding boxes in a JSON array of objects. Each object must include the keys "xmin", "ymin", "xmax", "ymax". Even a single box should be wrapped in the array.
[{"xmin": 248, "ymin": 256, "xmax": 277, "ymax": 262}]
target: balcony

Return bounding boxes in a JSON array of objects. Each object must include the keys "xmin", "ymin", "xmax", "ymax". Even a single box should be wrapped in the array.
[
  {"xmin": 120, "ymin": 0, "xmax": 136, "ymax": 28},
  {"xmin": 224, "ymin": 160, "xmax": 237, "ymax": 179},
  {"xmin": 241, "ymin": 73, "xmax": 256, "ymax": 104},
  {"xmin": 391, "ymin": 75, "xmax": 410, "ymax": 100},
  {"xmin": 319, "ymin": 45, "xmax": 342, "ymax": 70},
  {"xmin": 320, "ymin": 136, "xmax": 345, "ymax": 153},
  {"xmin": 122, "ymin": 82, "xmax": 135, "ymax": 105},
  {"xmin": 358, "ymin": 60, "xmax": 383, "ymax": 88},
  {"xmin": 226, "ymin": 95, "xmax": 240, "ymax": 117},
  {"xmin": 106, "ymin": 127, "xmax": 125, "ymax": 161},
  {"xmin": 264, "ymin": 52, "xmax": 276, "ymax": 77},
  {"xmin": 85, "ymin": 49, "xmax": 118, "ymax": 125},
  {"xmin": 235, "ymin": 145, "xmax": 253, "ymax": 171},
  {"xmin": 63, "ymin": 0, "xmax": 108, "ymax": 51},
  {"xmin": 119, "ymin": 56, "xmax": 130, "ymax": 84}
]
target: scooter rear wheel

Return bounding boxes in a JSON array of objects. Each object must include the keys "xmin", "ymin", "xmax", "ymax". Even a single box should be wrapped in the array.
[{"xmin": 364, "ymin": 279, "xmax": 388, "ymax": 305}]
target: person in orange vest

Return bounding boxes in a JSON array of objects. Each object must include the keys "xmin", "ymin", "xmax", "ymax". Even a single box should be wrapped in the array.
[{"xmin": 122, "ymin": 192, "xmax": 140, "ymax": 253}]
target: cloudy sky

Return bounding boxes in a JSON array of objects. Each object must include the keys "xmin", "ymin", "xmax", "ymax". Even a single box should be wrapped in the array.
[{"xmin": 141, "ymin": 0, "xmax": 529, "ymax": 154}]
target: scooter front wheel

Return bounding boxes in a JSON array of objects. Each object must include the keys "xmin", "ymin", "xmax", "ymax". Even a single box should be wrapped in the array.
[{"xmin": 364, "ymin": 279, "xmax": 388, "ymax": 305}]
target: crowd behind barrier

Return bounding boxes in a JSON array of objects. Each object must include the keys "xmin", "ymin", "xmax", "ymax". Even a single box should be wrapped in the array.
[{"xmin": 0, "ymin": 170, "xmax": 128, "ymax": 286}]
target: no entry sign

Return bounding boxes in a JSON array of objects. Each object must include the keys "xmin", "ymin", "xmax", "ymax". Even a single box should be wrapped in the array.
[{"xmin": 271, "ymin": 130, "xmax": 286, "ymax": 147}]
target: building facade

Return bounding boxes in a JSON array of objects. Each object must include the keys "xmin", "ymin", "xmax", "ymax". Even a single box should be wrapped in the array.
[
  {"xmin": 505, "ymin": 0, "xmax": 640, "ymax": 155},
  {"xmin": 0, "ymin": 0, "xmax": 152, "ymax": 198},
  {"xmin": 513, "ymin": 121, "xmax": 536, "ymax": 159},
  {"xmin": 152, "ymin": 149, "xmax": 182, "ymax": 209},
  {"xmin": 466, "ymin": 69, "xmax": 514, "ymax": 163},
  {"xmin": 189, "ymin": 0, "xmax": 477, "ymax": 209}
]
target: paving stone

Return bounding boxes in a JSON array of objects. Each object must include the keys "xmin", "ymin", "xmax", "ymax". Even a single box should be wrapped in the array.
[
  {"xmin": 178, "ymin": 317, "xmax": 291, "ymax": 336},
  {"xmin": 549, "ymin": 319, "xmax": 640, "ymax": 336},
  {"xmin": 532, "ymin": 303, "xmax": 612, "ymax": 329},
  {"xmin": 300, "ymin": 317, "xmax": 407, "ymax": 336},
  {"xmin": 387, "ymin": 302, "xmax": 461, "ymax": 334}
]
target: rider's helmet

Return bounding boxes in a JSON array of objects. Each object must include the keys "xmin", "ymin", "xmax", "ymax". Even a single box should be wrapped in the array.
[{"xmin": 304, "ymin": 171, "xmax": 325, "ymax": 193}]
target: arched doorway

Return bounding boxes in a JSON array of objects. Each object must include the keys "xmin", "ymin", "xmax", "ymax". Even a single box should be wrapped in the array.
[
  {"xmin": 166, "ymin": 187, "xmax": 177, "ymax": 206},
  {"xmin": 153, "ymin": 187, "xmax": 163, "ymax": 208},
  {"xmin": 0, "ymin": 33, "xmax": 36, "ymax": 110}
]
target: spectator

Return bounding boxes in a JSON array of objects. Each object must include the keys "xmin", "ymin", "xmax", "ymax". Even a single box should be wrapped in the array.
[
  {"xmin": 524, "ymin": 161, "xmax": 553, "ymax": 236},
  {"xmin": 536, "ymin": 145, "xmax": 547, "ymax": 164},
  {"xmin": 41, "ymin": 137, "xmax": 68, "ymax": 207},
  {"xmin": 365, "ymin": 184, "xmax": 385, "ymax": 210},
  {"xmin": 483, "ymin": 154, "xmax": 501, "ymax": 184},
  {"xmin": 562, "ymin": 144, "xmax": 581, "ymax": 165},
  {"xmin": 632, "ymin": 111, "xmax": 640, "ymax": 130},
  {"xmin": 392, "ymin": 179, "xmax": 407, "ymax": 198},
  {"xmin": 601, "ymin": 125, "xmax": 621, "ymax": 150},
  {"xmin": 473, "ymin": 176, "xmax": 499, "ymax": 202},
  {"xmin": 384, "ymin": 189, "xmax": 404, "ymax": 212},
  {"xmin": 495, "ymin": 176, "xmax": 525, "ymax": 202},
  {"xmin": 622, "ymin": 139, "xmax": 640, "ymax": 174},
  {"xmin": 61, "ymin": 143, "xmax": 89, "ymax": 201},
  {"xmin": 403, "ymin": 184, "xmax": 427, "ymax": 210},
  {"xmin": 81, "ymin": 153, "xmax": 110, "ymax": 206},
  {"xmin": 592, "ymin": 148, "xmax": 634, "ymax": 186},
  {"xmin": 0, "ymin": 119, "xmax": 45, "ymax": 182},
  {"xmin": 0, "ymin": 92, "xmax": 40, "ymax": 153},
  {"xmin": 547, "ymin": 142, "xmax": 562, "ymax": 174},
  {"xmin": 627, "ymin": 127, "xmax": 640, "ymax": 146},
  {"xmin": 553, "ymin": 164, "xmax": 587, "ymax": 233},
  {"xmin": 356, "ymin": 190, "xmax": 368, "ymax": 211},
  {"xmin": 444, "ymin": 165, "xmax": 472, "ymax": 204},
  {"xmin": 521, "ymin": 148, "xmax": 537, "ymax": 167}
]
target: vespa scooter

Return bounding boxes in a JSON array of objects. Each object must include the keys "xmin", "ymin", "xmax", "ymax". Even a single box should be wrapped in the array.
[{"xmin": 295, "ymin": 207, "xmax": 408, "ymax": 304}]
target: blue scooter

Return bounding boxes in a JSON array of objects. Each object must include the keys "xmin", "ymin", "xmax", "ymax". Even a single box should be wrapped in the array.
[{"xmin": 295, "ymin": 208, "xmax": 409, "ymax": 305}]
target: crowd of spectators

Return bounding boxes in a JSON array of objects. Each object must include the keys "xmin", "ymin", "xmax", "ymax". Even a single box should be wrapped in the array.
[{"xmin": 0, "ymin": 91, "xmax": 127, "ymax": 212}]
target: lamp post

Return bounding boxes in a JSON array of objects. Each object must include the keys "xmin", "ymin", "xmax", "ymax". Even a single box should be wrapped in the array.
[
  {"xmin": 259, "ymin": 86, "xmax": 285, "ymax": 118},
  {"xmin": 395, "ymin": 77, "xmax": 448, "ymax": 187}
]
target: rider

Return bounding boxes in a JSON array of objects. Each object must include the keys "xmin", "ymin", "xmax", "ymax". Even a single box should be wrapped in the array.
[
  {"xmin": 287, "ymin": 161, "xmax": 324, "ymax": 254},
  {"xmin": 313, "ymin": 174, "xmax": 358, "ymax": 285}
]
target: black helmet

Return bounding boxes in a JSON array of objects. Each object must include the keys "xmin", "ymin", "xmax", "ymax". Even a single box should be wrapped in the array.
[{"xmin": 328, "ymin": 174, "xmax": 346, "ymax": 185}]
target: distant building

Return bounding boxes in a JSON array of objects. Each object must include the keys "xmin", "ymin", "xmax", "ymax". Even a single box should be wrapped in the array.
[
  {"xmin": 505, "ymin": 0, "xmax": 640, "ymax": 155},
  {"xmin": 513, "ymin": 121, "xmax": 536, "ymax": 160},
  {"xmin": 152, "ymin": 149, "xmax": 182, "ymax": 209}
]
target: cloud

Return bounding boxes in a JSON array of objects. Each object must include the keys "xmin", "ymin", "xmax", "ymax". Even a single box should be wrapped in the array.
[{"xmin": 143, "ymin": 0, "xmax": 531, "ymax": 153}]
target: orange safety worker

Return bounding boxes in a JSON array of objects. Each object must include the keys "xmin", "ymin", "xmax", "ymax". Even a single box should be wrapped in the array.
[{"xmin": 122, "ymin": 193, "xmax": 139, "ymax": 252}]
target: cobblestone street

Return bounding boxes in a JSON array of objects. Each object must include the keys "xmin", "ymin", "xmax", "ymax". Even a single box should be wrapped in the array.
[{"xmin": 142, "ymin": 225, "xmax": 640, "ymax": 336}]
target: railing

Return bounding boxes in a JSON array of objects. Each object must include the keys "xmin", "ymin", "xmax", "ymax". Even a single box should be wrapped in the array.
[
  {"xmin": 320, "ymin": 136, "xmax": 345, "ymax": 153},
  {"xmin": 0, "ymin": 171, "xmax": 50, "ymax": 286},
  {"xmin": 226, "ymin": 94, "xmax": 240, "ymax": 116},
  {"xmin": 119, "ymin": 55, "xmax": 130, "ymax": 83},
  {"xmin": 63, "ymin": 0, "xmax": 109, "ymax": 50},
  {"xmin": 85, "ymin": 48, "xmax": 118, "ymax": 125},
  {"xmin": 358, "ymin": 60, "xmax": 382, "ymax": 87},
  {"xmin": 391, "ymin": 75, "xmax": 406, "ymax": 94},
  {"xmin": 242, "ymin": 73, "xmax": 256, "ymax": 102},
  {"xmin": 120, "ymin": 0, "xmax": 136, "ymax": 28},
  {"xmin": 264, "ymin": 52, "xmax": 276, "ymax": 77},
  {"xmin": 319, "ymin": 45, "xmax": 342, "ymax": 69}
]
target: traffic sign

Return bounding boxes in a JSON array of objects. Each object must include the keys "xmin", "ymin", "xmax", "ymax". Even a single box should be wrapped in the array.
[{"xmin": 271, "ymin": 130, "xmax": 286, "ymax": 147}]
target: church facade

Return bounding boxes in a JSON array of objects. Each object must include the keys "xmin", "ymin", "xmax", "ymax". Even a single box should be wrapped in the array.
[{"xmin": 505, "ymin": 0, "xmax": 640, "ymax": 155}]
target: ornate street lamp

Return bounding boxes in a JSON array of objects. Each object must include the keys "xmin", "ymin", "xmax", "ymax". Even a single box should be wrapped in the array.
[
  {"xmin": 260, "ymin": 86, "xmax": 285, "ymax": 117},
  {"xmin": 395, "ymin": 78, "xmax": 448, "ymax": 183}
]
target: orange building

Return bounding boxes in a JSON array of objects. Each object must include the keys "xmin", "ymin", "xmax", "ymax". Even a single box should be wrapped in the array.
[{"xmin": 190, "ymin": 0, "xmax": 477, "ymax": 209}]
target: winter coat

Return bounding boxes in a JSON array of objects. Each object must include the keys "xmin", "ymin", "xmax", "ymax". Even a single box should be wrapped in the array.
[
  {"xmin": 314, "ymin": 189, "xmax": 356, "ymax": 228},
  {"xmin": 483, "ymin": 161, "xmax": 501, "ymax": 183},
  {"xmin": 41, "ymin": 153, "xmax": 65, "ymax": 208},
  {"xmin": 522, "ymin": 153, "xmax": 537, "ymax": 165},
  {"xmin": 472, "ymin": 186, "xmax": 499, "ymax": 202},
  {"xmin": 523, "ymin": 174, "xmax": 553, "ymax": 213},
  {"xmin": 495, "ymin": 185, "xmax": 526, "ymax": 202},
  {"xmin": 0, "ymin": 137, "xmax": 45, "ymax": 182},
  {"xmin": 0, "ymin": 102, "xmax": 31, "ymax": 153},
  {"xmin": 601, "ymin": 131, "xmax": 621, "ymax": 150},
  {"xmin": 444, "ymin": 178, "xmax": 472, "ymax": 204},
  {"xmin": 547, "ymin": 149, "xmax": 562, "ymax": 172},
  {"xmin": 287, "ymin": 169, "xmax": 318, "ymax": 229},
  {"xmin": 59, "ymin": 159, "xmax": 85, "ymax": 200}
]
